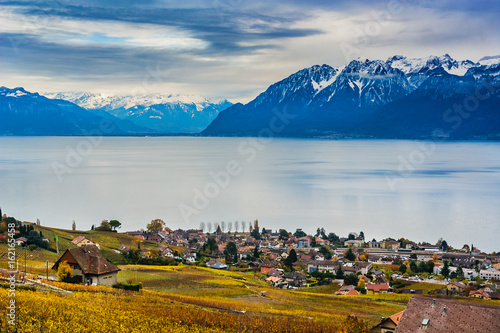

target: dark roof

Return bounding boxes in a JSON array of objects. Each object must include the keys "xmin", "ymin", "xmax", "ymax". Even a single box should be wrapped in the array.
[
  {"xmin": 284, "ymin": 271, "xmax": 306, "ymax": 280},
  {"xmin": 394, "ymin": 296, "xmax": 500, "ymax": 333},
  {"xmin": 53, "ymin": 245, "xmax": 120, "ymax": 275},
  {"xmin": 401, "ymin": 289, "xmax": 423, "ymax": 294}
]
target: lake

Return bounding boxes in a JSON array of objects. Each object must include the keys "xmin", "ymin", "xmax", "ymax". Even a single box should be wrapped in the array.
[{"xmin": 0, "ymin": 136, "xmax": 499, "ymax": 252}]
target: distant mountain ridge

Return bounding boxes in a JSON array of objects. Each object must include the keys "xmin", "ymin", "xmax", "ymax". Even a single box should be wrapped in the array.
[
  {"xmin": 203, "ymin": 54, "xmax": 500, "ymax": 139},
  {"xmin": 43, "ymin": 92, "xmax": 232, "ymax": 133},
  {"xmin": 0, "ymin": 87, "xmax": 149, "ymax": 135}
]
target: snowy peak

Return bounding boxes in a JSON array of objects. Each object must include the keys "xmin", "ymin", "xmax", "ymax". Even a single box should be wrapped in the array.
[
  {"xmin": 387, "ymin": 54, "xmax": 477, "ymax": 76},
  {"xmin": 42, "ymin": 91, "xmax": 228, "ymax": 112},
  {"xmin": 0, "ymin": 86, "xmax": 38, "ymax": 98}
]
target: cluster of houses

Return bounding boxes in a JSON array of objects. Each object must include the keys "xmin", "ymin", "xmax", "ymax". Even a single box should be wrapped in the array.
[
  {"xmin": 446, "ymin": 281, "xmax": 500, "ymax": 300},
  {"xmin": 53, "ymin": 227, "xmax": 500, "ymax": 295}
]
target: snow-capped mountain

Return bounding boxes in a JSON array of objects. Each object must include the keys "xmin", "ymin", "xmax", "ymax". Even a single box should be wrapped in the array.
[
  {"xmin": 204, "ymin": 54, "xmax": 500, "ymax": 139},
  {"xmin": 42, "ymin": 92, "xmax": 232, "ymax": 133},
  {"xmin": 0, "ymin": 87, "xmax": 145, "ymax": 135},
  {"xmin": 42, "ymin": 92, "xmax": 223, "ymax": 111},
  {"xmin": 387, "ymin": 54, "xmax": 477, "ymax": 89}
]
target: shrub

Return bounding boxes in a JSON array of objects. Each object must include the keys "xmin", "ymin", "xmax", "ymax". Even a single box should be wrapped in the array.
[{"xmin": 56, "ymin": 261, "xmax": 73, "ymax": 282}]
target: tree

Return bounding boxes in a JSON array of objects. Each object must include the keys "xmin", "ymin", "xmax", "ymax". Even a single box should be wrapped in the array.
[
  {"xmin": 337, "ymin": 315, "xmax": 369, "ymax": 333},
  {"xmin": 227, "ymin": 221, "xmax": 232, "ymax": 233},
  {"xmin": 348, "ymin": 233, "xmax": 355, "ymax": 240},
  {"xmin": 316, "ymin": 228, "xmax": 321, "ymax": 237},
  {"xmin": 432, "ymin": 253, "xmax": 439, "ymax": 263},
  {"xmin": 224, "ymin": 242, "xmax": 238, "ymax": 263},
  {"xmin": 336, "ymin": 265, "xmax": 345, "ymax": 279},
  {"xmin": 122, "ymin": 249, "xmax": 141, "ymax": 264},
  {"xmin": 356, "ymin": 278, "xmax": 366, "ymax": 293},
  {"xmin": 319, "ymin": 227, "xmax": 326, "ymax": 239},
  {"xmin": 440, "ymin": 240, "xmax": 449, "ymax": 251},
  {"xmin": 279, "ymin": 229, "xmax": 289, "ymax": 240},
  {"xmin": 426, "ymin": 260, "xmax": 435, "ymax": 273},
  {"xmin": 56, "ymin": 261, "xmax": 73, "ymax": 282},
  {"xmin": 358, "ymin": 253, "xmax": 369, "ymax": 262},
  {"xmin": 359, "ymin": 231, "xmax": 365, "ymax": 240},
  {"xmin": 345, "ymin": 248, "xmax": 356, "ymax": 261},
  {"xmin": 409, "ymin": 261, "xmax": 418, "ymax": 273},
  {"xmin": 109, "ymin": 220, "xmax": 121, "ymax": 231},
  {"xmin": 147, "ymin": 219, "xmax": 165, "ymax": 233},
  {"xmin": 345, "ymin": 273, "xmax": 359, "ymax": 286},
  {"xmin": 234, "ymin": 221, "xmax": 240, "ymax": 233},
  {"xmin": 27, "ymin": 230, "xmax": 47, "ymax": 249},
  {"xmin": 328, "ymin": 233, "xmax": 339, "ymax": 243},
  {"xmin": 203, "ymin": 238, "xmax": 218, "ymax": 253},
  {"xmin": 72, "ymin": 220, "xmax": 76, "ymax": 230},
  {"xmin": 456, "ymin": 265, "xmax": 464, "ymax": 279},
  {"xmin": 293, "ymin": 229, "xmax": 306, "ymax": 238},
  {"xmin": 241, "ymin": 221, "xmax": 246, "ymax": 233},
  {"xmin": 441, "ymin": 260, "xmax": 451, "ymax": 279},
  {"xmin": 284, "ymin": 249, "xmax": 297, "ymax": 268},
  {"xmin": 96, "ymin": 220, "xmax": 112, "ymax": 231},
  {"xmin": 199, "ymin": 222, "xmax": 206, "ymax": 232},
  {"xmin": 253, "ymin": 219, "xmax": 259, "ymax": 231},
  {"xmin": 220, "ymin": 221, "xmax": 226, "ymax": 233},
  {"xmin": 319, "ymin": 246, "xmax": 332, "ymax": 259},
  {"xmin": 253, "ymin": 245, "xmax": 260, "ymax": 259},
  {"xmin": 250, "ymin": 229, "xmax": 261, "ymax": 240},
  {"xmin": 399, "ymin": 264, "xmax": 407, "ymax": 274}
]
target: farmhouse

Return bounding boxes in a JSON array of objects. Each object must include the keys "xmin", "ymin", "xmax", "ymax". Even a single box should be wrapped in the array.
[
  {"xmin": 71, "ymin": 235, "xmax": 99, "ymax": 248},
  {"xmin": 370, "ymin": 310, "xmax": 404, "ymax": 333},
  {"xmin": 52, "ymin": 245, "xmax": 120, "ymax": 286}
]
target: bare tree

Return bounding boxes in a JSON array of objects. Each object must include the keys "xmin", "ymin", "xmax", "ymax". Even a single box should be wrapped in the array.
[
  {"xmin": 227, "ymin": 221, "xmax": 233, "ymax": 233},
  {"xmin": 199, "ymin": 221, "xmax": 206, "ymax": 232},
  {"xmin": 234, "ymin": 221, "xmax": 239, "ymax": 233},
  {"xmin": 207, "ymin": 222, "xmax": 212, "ymax": 233},
  {"xmin": 221, "ymin": 221, "xmax": 226, "ymax": 233},
  {"xmin": 241, "ymin": 221, "xmax": 246, "ymax": 233}
]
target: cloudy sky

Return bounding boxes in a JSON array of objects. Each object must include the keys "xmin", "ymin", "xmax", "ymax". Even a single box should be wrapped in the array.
[{"xmin": 1, "ymin": 0, "xmax": 499, "ymax": 102}]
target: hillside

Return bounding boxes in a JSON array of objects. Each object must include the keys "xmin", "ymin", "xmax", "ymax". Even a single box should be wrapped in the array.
[{"xmin": 0, "ymin": 223, "xmax": 174, "ymax": 272}]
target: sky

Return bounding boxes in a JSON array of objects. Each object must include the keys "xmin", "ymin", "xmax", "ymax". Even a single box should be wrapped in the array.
[{"xmin": 0, "ymin": 0, "xmax": 499, "ymax": 103}]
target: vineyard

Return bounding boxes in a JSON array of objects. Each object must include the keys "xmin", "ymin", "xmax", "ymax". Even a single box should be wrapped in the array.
[{"xmin": 0, "ymin": 264, "xmax": 413, "ymax": 332}]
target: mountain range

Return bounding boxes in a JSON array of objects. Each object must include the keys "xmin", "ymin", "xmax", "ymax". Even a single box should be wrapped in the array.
[
  {"xmin": 1, "ymin": 54, "xmax": 499, "ymax": 138},
  {"xmin": 203, "ymin": 54, "xmax": 500, "ymax": 139},
  {"xmin": 42, "ymin": 92, "xmax": 232, "ymax": 134}
]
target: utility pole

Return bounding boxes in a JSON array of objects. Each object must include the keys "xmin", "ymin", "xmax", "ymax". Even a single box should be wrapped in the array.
[{"xmin": 46, "ymin": 260, "xmax": 49, "ymax": 281}]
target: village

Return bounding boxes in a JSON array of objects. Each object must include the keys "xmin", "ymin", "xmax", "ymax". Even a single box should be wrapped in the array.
[
  {"xmin": 45, "ymin": 218, "xmax": 500, "ymax": 299},
  {"xmin": 3, "ymin": 214, "xmax": 500, "ymax": 332}
]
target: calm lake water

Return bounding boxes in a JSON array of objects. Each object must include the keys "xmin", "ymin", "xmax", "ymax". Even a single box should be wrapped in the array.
[{"xmin": 0, "ymin": 136, "xmax": 499, "ymax": 252}]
